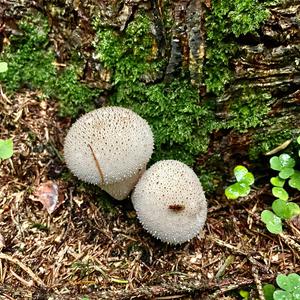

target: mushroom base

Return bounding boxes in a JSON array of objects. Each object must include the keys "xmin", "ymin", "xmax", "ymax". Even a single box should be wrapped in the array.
[{"xmin": 101, "ymin": 166, "xmax": 146, "ymax": 200}]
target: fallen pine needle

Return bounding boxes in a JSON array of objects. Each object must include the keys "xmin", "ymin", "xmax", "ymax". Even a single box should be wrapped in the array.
[{"xmin": 0, "ymin": 253, "xmax": 46, "ymax": 287}]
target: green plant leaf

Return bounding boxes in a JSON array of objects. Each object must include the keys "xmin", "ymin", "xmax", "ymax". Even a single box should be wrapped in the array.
[
  {"xmin": 270, "ymin": 156, "xmax": 282, "ymax": 171},
  {"xmin": 240, "ymin": 172, "xmax": 255, "ymax": 186},
  {"xmin": 234, "ymin": 165, "xmax": 248, "ymax": 181},
  {"xmin": 0, "ymin": 139, "xmax": 13, "ymax": 160},
  {"xmin": 272, "ymin": 187, "xmax": 289, "ymax": 201},
  {"xmin": 266, "ymin": 222, "xmax": 283, "ymax": 234},
  {"xmin": 293, "ymin": 290, "xmax": 300, "ymax": 300},
  {"xmin": 0, "ymin": 62, "xmax": 8, "ymax": 73},
  {"xmin": 289, "ymin": 171, "xmax": 300, "ymax": 191},
  {"xmin": 272, "ymin": 199, "xmax": 289, "ymax": 219},
  {"xmin": 270, "ymin": 176, "xmax": 285, "ymax": 187},
  {"xmin": 270, "ymin": 155, "xmax": 296, "ymax": 171},
  {"xmin": 225, "ymin": 182, "xmax": 250, "ymax": 199},
  {"xmin": 287, "ymin": 273, "xmax": 300, "ymax": 291},
  {"xmin": 272, "ymin": 199, "xmax": 300, "ymax": 220},
  {"xmin": 273, "ymin": 290, "xmax": 293, "ymax": 300},
  {"xmin": 279, "ymin": 167, "xmax": 295, "ymax": 179},
  {"xmin": 276, "ymin": 274, "xmax": 293, "ymax": 292},
  {"xmin": 236, "ymin": 182, "xmax": 251, "ymax": 197},
  {"xmin": 261, "ymin": 210, "xmax": 283, "ymax": 234},
  {"xmin": 263, "ymin": 284, "xmax": 275, "ymax": 300},
  {"xmin": 287, "ymin": 203, "xmax": 300, "ymax": 218},
  {"xmin": 279, "ymin": 154, "xmax": 296, "ymax": 168},
  {"xmin": 239, "ymin": 290, "xmax": 249, "ymax": 299},
  {"xmin": 261, "ymin": 210, "xmax": 276, "ymax": 223},
  {"xmin": 297, "ymin": 136, "xmax": 300, "ymax": 145},
  {"xmin": 225, "ymin": 184, "xmax": 240, "ymax": 200}
]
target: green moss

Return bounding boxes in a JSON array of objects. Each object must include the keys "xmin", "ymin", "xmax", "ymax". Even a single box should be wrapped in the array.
[
  {"xmin": 94, "ymin": 13, "xmax": 217, "ymax": 165},
  {"xmin": 205, "ymin": 0, "xmax": 270, "ymax": 94},
  {"xmin": 249, "ymin": 125, "xmax": 300, "ymax": 160},
  {"xmin": 224, "ymin": 88, "xmax": 272, "ymax": 132},
  {"xmin": 0, "ymin": 13, "xmax": 100, "ymax": 117}
]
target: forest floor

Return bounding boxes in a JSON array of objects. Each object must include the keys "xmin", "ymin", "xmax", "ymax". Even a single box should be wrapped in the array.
[{"xmin": 0, "ymin": 91, "xmax": 300, "ymax": 300}]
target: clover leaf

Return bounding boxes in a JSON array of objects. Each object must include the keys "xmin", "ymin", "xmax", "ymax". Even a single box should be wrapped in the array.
[
  {"xmin": 263, "ymin": 284, "xmax": 275, "ymax": 300},
  {"xmin": 279, "ymin": 167, "xmax": 295, "ymax": 179},
  {"xmin": 273, "ymin": 274, "xmax": 300, "ymax": 300},
  {"xmin": 225, "ymin": 182, "xmax": 250, "ymax": 200},
  {"xmin": 272, "ymin": 187, "xmax": 289, "ymax": 201},
  {"xmin": 271, "ymin": 176, "xmax": 285, "ymax": 187},
  {"xmin": 234, "ymin": 165, "xmax": 254, "ymax": 185},
  {"xmin": 0, "ymin": 139, "xmax": 13, "ymax": 160},
  {"xmin": 270, "ymin": 154, "xmax": 296, "ymax": 171},
  {"xmin": 289, "ymin": 171, "xmax": 300, "ymax": 191},
  {"xmin": 261, "ymin": 210, "xmax": 283, "ymax": 234},
  {"xmin": 273, "ymin": 290, "xmax": 293, "ymax": 300},
  {"xmin": 225, "ymin": 166, "xmax": 254, "ymax": 200},
  {"xmin": 272, "ymin": 199, "xmax": 300, "ymax": 220}
]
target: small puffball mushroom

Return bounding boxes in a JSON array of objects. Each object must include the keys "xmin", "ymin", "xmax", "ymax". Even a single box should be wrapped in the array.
[
  {"xmin": 132, "ymin": 160, "xmax": 207, "ymax": 244},
  {"xmin": 64, "ymin": 107, "xmax": 154, "ymax": 200}
]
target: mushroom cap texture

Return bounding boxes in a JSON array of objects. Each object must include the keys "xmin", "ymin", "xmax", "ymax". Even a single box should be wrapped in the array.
[
  {"xmin": 132, "ymin": 160, "xmax": 207, "ymax": 245},
  {"xmin": 63, "ymin": 107, "xmax": 154, "ymax": 186}
]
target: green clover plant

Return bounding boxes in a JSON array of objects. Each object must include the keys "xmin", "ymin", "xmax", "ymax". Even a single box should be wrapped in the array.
[
  {"xmin": 263, "ymin": 273, "xmax": 300, "ymax": 300},
  {"xmin": 0, "ymin": 63, "xmax": 14, "ymax": 162},
  {"xmin": 0, "ymin": 139, "xmax": 13, "ymax": 161},
  {"xmin": 261, "ymin": 136, "xmax": 300, "ymax": 234},
  {"xmin": 225, "ymin": 165, "xmax": 254, "ymax": 200}
]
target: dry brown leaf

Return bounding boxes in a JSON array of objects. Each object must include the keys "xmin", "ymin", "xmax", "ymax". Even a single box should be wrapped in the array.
[{"xmin": 34, "ymin": 180, "xmax": 61, "ymax": 214}]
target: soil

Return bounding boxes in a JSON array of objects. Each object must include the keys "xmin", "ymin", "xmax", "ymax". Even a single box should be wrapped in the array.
[{"xmin": 0, "ymin": 91, "xmax": 300, "ymax": 299}]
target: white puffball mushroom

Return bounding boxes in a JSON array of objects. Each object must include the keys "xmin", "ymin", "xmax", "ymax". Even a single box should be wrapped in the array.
[
  {"xmin": 132, "ymin": 160, "xmax": 207, "ymax": 245},
  {"xmin": 63, "ymin": 106, "xmax": 154, "ymax": 200}
]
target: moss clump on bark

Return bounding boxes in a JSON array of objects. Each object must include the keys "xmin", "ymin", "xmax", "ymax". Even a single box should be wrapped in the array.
[
  {"xmin": 204, "ymin": 0, "xmax": 270, "ymax": 94},
  {"xmin": 94, "ymin": 13, "xmax": 217, "ymax": 165},
  {"xmin": 0, "ymin": 13, "xmax": 100, "ymax": 117}
]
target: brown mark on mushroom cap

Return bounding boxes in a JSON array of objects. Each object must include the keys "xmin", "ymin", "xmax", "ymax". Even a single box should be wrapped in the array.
[{"xmin": 132, "ymin": 160, "xmax": 207, "ymax": 244}]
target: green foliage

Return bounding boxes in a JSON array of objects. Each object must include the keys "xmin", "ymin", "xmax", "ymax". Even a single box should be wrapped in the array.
[
  {"xmin": 224, "ymin": 89, "xmax": 271, "ymax": 132},
  {"xmin": 0, "ymin": 62, "xmax": 8, "ymax": 73},
  {"xmin": 272, "ymin": 199, "xmax": 300, "ymax": 220},
  {"xmin": 261, "ymin": 210, "xmax": 283, "ymax": 234},
  {"xmin": 264, "ymin": 284, "xmax": 276, "ymax": 300},
  {"xmin": 0, "ymin": 139, "xmax": 13, "ymax": 160},
  {"xmin": 274, "ymin": 274, "xmax": 300, "ymax": 300},
  {"xmin": 225, "ymin": 165, "xmax": 254, "ymax": 199},
  {"xmin": 261, "ymin": 135, "xmax": 300, "ymax": 234},
  {"xmin": 264, "ymin": 274, "xmax": 300, "ymax": 300},
  {"xmin": 239, "ymin": 289, "xmax": 250, "ymax": 299},
  {"xmin": 0, "ymin": 13, "xmax": 100, "ymax": 117},
  {"xmin": 205, "ymin": 0, "xmax": 269, "ymax": 94},
  {"xmin": 94, "ymin": 13, "xmax": 217, "ymax": 164}
]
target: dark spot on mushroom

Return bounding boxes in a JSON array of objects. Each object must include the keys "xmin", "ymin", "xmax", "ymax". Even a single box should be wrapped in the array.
[{"xmin": 168, "ymin": 204, "xmax": 185, "ymax": 212}]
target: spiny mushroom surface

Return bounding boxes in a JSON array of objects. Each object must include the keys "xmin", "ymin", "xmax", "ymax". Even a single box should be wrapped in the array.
[
  {"xmin": 132, "ymin": 160, "xmax": 207, "ymax": 244},
  {"xmin": 64, "ymin": 106, "xmax": 154, "ymax": 200}
]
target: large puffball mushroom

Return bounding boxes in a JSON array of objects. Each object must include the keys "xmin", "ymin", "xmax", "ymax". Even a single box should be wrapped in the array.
[
  {"xmin": 132, "ymin": 160, "xmax": 207, "ymax": 244},
  {"xmin": 63, "ymin": 107, "xmax": 154, "ymax": 200}
]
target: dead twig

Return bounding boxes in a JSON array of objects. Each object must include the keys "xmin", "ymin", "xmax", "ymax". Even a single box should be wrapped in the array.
[
  {"xmin": 209, "ymin": 236, "xmax": 268, "ymax": 299},
  {"xmin": 0, "ymin": 253, "xmax": 46, "ymax": 287},
  {"xmin": 279, "ymin": 233, "xmax": 300, "ymax": 254}
]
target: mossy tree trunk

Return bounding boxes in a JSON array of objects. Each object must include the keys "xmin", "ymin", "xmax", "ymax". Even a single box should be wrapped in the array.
[{"xmin": 1, "ymin": 0, "xmax": 299, "ymax": 191}]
